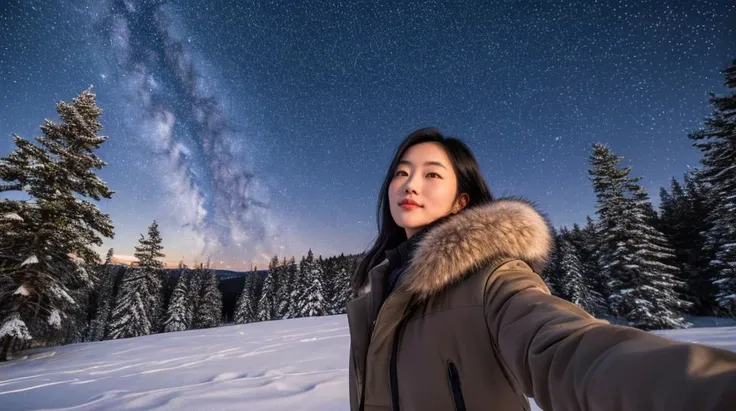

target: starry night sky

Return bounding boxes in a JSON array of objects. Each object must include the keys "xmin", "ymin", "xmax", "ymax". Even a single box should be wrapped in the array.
[{"xmin": 1, "ymin": 0, "xmax": 734, "ymax": 271}]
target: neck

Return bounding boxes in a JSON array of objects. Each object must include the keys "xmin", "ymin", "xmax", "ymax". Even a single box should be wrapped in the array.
[{"xmin": 404, "ymin": 214, "xmax": 452, "ymax": 239}]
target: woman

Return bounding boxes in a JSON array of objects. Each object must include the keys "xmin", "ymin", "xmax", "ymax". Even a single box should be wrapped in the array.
[{"xmin": 346, "ymin": 127, "xmax": 736, "ymax": 411}]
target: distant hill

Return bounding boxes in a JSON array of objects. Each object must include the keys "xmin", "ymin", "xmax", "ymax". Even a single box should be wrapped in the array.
[{"xmin": 159, "ymin": 267, "xmax": 268, "ymax": 280}]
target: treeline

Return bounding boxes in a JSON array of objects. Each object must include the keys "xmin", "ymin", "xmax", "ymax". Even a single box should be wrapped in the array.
[
  {"xmin": 541, "ymin": 59, "xmax": 736, "ymax": 329},
  {"xmin": 234, "ymin": 250, "xmax": 359, "ymax": 323},
  {"xmin": 85, "ymin": 248, "xmax": 360, "ymax": 341}
]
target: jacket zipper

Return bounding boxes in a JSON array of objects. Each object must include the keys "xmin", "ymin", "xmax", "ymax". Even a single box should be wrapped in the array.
[{"xmin": 447, "ymin": 361, "xmax": 467, "ymax": 411}]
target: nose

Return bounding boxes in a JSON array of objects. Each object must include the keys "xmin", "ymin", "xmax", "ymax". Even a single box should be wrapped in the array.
[{"xmin": 404, "ymin": 178, "xmax": 417, "ymax": 194}]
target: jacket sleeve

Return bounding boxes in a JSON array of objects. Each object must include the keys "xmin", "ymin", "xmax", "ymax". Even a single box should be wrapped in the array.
[{"xmin": 484, "ymin": 260, "xmax": 736, "ymax": 411}]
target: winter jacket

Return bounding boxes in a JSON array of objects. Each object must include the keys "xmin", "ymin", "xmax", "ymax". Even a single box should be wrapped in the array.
[{"xmin": 346, "ymin": 198, "xmax": 736, "ymax": 411}]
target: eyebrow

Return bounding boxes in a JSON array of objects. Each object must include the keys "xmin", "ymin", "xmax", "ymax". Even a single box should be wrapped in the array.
[
  {"xmin": 397, "ymin": 160, "xmax": 447, "ymax": 170},
  {"xmin": 398, "ymin": 160, "xmax": 447, "ymax": 170}
]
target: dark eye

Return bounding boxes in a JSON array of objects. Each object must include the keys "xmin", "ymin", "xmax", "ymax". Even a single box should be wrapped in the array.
[
  {"xmin": 427, "ymin": 172, "xmax": 440, "ymax": 178},
  {"xmin": 395, "ymin": 170, "xmax": 407, "ymax": 177}
]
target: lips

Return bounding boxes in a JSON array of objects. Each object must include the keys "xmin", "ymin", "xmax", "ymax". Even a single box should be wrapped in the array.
[
  {"xmin": 399, "ymin": 198, "xmax": 422, "ymax": 209},
  {"xmin": 399, "ymin": 198, "xmax": 421, "ymax": 206}
]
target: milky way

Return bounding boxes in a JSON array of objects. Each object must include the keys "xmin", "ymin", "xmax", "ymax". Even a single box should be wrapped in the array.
[{"xmin": 98, "ymin": 0, "xmax": 277, "ymax": 265}]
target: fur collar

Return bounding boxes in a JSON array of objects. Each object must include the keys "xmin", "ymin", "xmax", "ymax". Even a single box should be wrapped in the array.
[{"xmin": 399, "ymin": 198, "xmax": 553, "ymax": 300}]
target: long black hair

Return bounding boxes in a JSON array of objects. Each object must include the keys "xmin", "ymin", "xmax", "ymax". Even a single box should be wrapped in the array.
[{"xmin": 351, "ymin": 127, "xmax": 494, "ymax": 294}]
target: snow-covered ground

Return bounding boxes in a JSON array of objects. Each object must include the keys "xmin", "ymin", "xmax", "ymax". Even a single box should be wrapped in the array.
[{"xmin": 1, "ymin": 315, "xmax": 735, "ymax": 411}]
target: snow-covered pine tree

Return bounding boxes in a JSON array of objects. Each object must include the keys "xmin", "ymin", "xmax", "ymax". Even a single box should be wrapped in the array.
[
  {"xmin": 257, "ymin": 256, "xmax": 281, "ymax": 321},
  {"xmin": 683, "ymin": 170, "xmax": 717, "ymax": 314},
  {"xmin": 234, "ymin": 273, "xmax": 258, "ymax": 324},
  {"xmin": 658, "ymin": 173, "xmax": 715, "ymax": 315},
  {"xmin": 688, "ymin": 59, "xmax": 736, "ymax": 316},
  {"xmin": 106, "ymin": 267, "xmax": 158, "ymax": 339},
  {"xmin": 557, "ymin": 237, "xmax": 605, "ymax": 315},
  {"xmin": 192, "ymin": 269, "xmax": 222, "ymax": 328},
  {"xmin": 582, "ymin": 216, "xmax": 610, "ymax": 307},
  {"xmin": 134, "ymin": 221, "xmax": 165, "ymax": 268},
  {"xmin": 301, "ymin": 251, "xmax": 326, "ymax": 317},
  {"xmin": 250, "ymin": 270, "xmax": 264, "ymax": 315},
  {"xmin": 131, "ymin": 222, "xmax": 165, "ymax": 332},
  {"xmin": 566, "ymin": 218, "xmax": 608, "ymax": 315},
  {"xmin": 277, "ymin": 257, "xmax": 296, "ymax": 319},
  {"xmin": 318, "ymin": 256, "xmax": 333, "ymax": 314},
  {"xmin": 629, "ymin": 181, "xmax": 691, "ymax": 327},
  {"xmin": 324, "ymin": 256, "xmax": 344, "ymax": 315},
  {"xmin": 0, "ymin": 88, "xmax": 115, "ymax": 357},
  {"xmin": 588, "ymin": 143, "xmax": 629, "ymax": 313},
  {"xmin": 185, "ymin": 267, "xmax": 206, "ymax": 328},
  {"xmin": 589, "ymin": 143, "xmax": 690, "ymax": 330},
  {"xmin": 159, "ymin": 269, "xmax": 179, "ymax": 325},
  {"xmin": 164, "ymin": 269, "xmax": 190, "ymax": 332},
  {"xmin": 87, "ymin": 264, "xmax": 126, "ymax": 341},
  {"xmin": 271, "ymin": 259, "xmax": 285, "ymax": 318},
  {"xmin": 81, "ymin": 263, "xmax": 103, "ymax": 342},
  {"xmin": 333, "ymin": 253, "xmax": 354, "ymax": 314},
  {"xmin": 148, "ymin": 268, "xmax": 165, "ymax": 334},
  {"xmin": 287, "ymin": 255, "xmax": 309, "ymax": 318}
]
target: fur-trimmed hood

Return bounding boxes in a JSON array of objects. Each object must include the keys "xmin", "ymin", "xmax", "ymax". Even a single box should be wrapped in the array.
[{"xmin": 399, "ymin": 198, "xmax": 554, "ymax": 300}]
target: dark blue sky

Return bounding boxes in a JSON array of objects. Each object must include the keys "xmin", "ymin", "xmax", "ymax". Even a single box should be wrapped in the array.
[{"xmin": 1, "ymin": 0, "xmax": 734, "ymax": 270}]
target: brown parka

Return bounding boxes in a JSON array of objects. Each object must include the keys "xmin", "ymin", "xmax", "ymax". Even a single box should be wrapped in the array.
[{"xmin": 346, "ymin": 199, "xmax": 736, "ymax": 411}]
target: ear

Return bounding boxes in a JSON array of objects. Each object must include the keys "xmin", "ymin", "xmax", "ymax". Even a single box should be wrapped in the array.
[{"xmin": 452, "ymin": 193, "xmax": 470, "ymax": 214}]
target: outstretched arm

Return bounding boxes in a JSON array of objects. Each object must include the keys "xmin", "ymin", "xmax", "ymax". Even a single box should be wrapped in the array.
[{"xmin": 484, "ymin": 260, "xmax": 736, "ymax": 411}]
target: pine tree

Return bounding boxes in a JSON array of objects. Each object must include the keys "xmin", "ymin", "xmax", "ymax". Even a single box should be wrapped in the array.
[
  {"xmin": 289, "ymin": 252, "xmax": 318, "ymax": 318},
  {"xmin": 333, "ymin": 253, "xmax": 354, "ymax": 314},
  {"xmin": 277, "ymin": 257, "xmax": 297, "ymax": 319},
  {"xmin": 581, "ymin": 216, "xmax": 611, "ymax": 307},
  {"xmin": 689, "ymin": 59, "xmax": 736, "ymax": 315},
  {"xmin": 565, "ymin": 217, "xmax": 609, "ymax": 315},
  {"xmin": 106, "ymin": 267, "xmax": 159, "ymax": 339},
  {"xmin": 589, "ymin": 143, "xmax": 690, "ymax": 329},
  {"xmin": 301, "ymin": 251, "xmax": 326, "ymax": 317},
  {"xmin": 192, "ymin": 269, "xmax": 222, "ymax": 328},
  {"xmin": 257, "ymin": 256, "xmax": 281, "ymax": 321},
  {"xmin": 0, "ymin": 88, "xmax": 115, "ymax": 357},
  {"xmin": 163, "ymin": 270, "xmax": 190, "ymax": 332},
  {"xmin": 87, "ymin": 264, "xmax": 126, "ymax": 341},
  {"xmin": 235, "ymin": 272, "xmax": 260, "ymax": 324},
  {"xmin": 682, "ymin": 171, "xmax": 718, "ymax": 313},
  {"xmin": 320, "ymin": 256, "xmax": 340, "ymax": 315},
  {"xmin": 658, "ymin": 172, "xmax": 717, "ymax": 315},
  {"xmin": 557, "ymin": 237, "xmax": 605, "ymax": 315},
  {"xmin": 134, "ymin": 221, "xmax": 165, "ymax": 269},
  {"xmin": 104, "ymin": 248, "xmax": 114, "ymax": 265},
  {"xmin": 250, "ymin": 270, "xmax": 264, "ymax": 316},
  {"xmin": 185, "ymin": 267, "xmax": 206, "ymax": 328}
]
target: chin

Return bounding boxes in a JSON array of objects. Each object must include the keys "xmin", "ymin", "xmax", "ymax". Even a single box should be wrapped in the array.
[{"xmin": 396, "ymin": 217, "xmax": 427, "ymax": 230}]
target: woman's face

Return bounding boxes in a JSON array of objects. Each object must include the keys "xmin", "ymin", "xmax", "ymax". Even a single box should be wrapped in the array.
[{"xmin": 389, "ymin": 142, "xmax": 468, "ymax": 238}]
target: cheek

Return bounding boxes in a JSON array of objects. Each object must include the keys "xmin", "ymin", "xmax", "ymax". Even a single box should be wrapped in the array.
[
  {"xmin": 387, "ymin": 181, "xmax": 399, "ymax": 198},
  {"xmin": 426, "ymin": 183, "xmax": 456, "ymax": 207}
]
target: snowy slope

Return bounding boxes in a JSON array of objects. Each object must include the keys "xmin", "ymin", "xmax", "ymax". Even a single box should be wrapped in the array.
[{"xmin": 0, "ymin": 316, "xmax": 735, "ymax": 411}]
